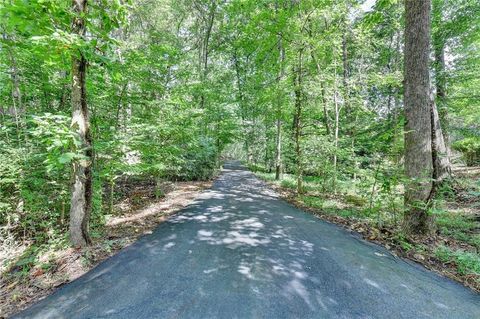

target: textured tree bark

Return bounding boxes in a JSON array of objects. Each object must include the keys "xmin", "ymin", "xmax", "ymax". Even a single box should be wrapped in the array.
[
  {"xmin": 431, "ymin": 0, "xmax": 452, "ymax": 181},
  {"xmin": 433, "ymin": 40, "xmax": 453, "ymax": 173},
  {"xmin": 69, "ymin": 0, "xmax": 92, "ymax": 247},
  {"xmin": 403, "ymin": 0, "xmax": 434, "ymax": 235},
  {"xmin": 431, "ymin": 99, "xmax": 451, "ymax": 182}
]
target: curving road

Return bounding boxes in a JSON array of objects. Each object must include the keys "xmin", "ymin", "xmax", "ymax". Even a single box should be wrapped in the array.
[{"xmin": 14, "ymin": 161, "xmax": 480, "ymax": 318}]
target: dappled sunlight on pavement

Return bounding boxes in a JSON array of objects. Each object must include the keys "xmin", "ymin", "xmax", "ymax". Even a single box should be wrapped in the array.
[{"xmin": 14, "ymin": 161, "xmax": 480, "ymax": 319}]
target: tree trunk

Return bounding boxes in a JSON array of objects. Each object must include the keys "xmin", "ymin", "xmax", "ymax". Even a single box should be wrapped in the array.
[
  {"xmin": 275, "ymin": 30, "xmax": 285, "ymax": 180},
  {"xmin": 69, "ymin": 0, "xmax": 92, "ymax": 247},
  {"xmin": 332, "ymin": 56, "xmax": 340, "ymax": 194},
  {"xmin": 333, "ymin": 82, "xmax": 339, "ymax": 193},
  {"xmin": 198, "ymin": 2, "xmax": 216, "ymax": 110},
  {"xmin": 433, "ymin": 40, "xmax": 453, "ymax": 170},
  {"xmin": 403, "ymin": 0, "xmax": 434, "ymax": 235},
  {"xmin": 293, "ymin": 49, "xmax": 304, "ymax": 194},
  {"xmin": 321, "ymin": 83, "xmax": 330, "ymax": 135},
  {"xmin": 3, "ymin": 33, "xmax": 23, "ymax": 140},
  {"xmin": 342, "ymin": 31, "xmax": 349, "ymax": 114},
  {"xmin": 431, "ymin": 99, "xmax": 451, "ymax": 181},
  {"xmin": 308, "ymin": 44, "xmax": 331, "ymax": 137},
  {"xmin": 275, "ymin": 118, "xmax": 282, "ymax": 179},
  {"xmin": 342, "ymin": 21, "xmax": 357, "ymax": 185}
]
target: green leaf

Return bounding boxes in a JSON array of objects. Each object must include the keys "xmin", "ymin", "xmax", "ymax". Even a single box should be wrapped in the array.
[{"xmin": 58, "ymin": 152, "xmax": 76, "ymax": 164}]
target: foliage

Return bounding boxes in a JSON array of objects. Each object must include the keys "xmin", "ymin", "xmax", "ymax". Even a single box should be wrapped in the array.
[
  {"xmin": 0, "ymin": 0, "xmax": 479, "ymax": 289},
  {"xmin": 0, "ymin": 0, "xmax": 231, "ymax": 246},
  {"xmin": 435, "ymin": 246, "xmax": 480, "ymax": 276},
  {"xmin": 452, "ymin": 137, "xmax": 480, "ymax": 165}
]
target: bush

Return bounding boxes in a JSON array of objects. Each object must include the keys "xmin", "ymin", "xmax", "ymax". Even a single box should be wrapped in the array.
[
  {"xmin": 435, "ymin": 246, "xmax": 480, "ymax": 276},
  {"xmin": 179, "ymin": 137, "xmax": 219, "ymax": 181},
  {"xmin": 0, "ymin": 114, "xmax": 73, "ymax": 241},
  {"xmin": 452, "ymin": 137, "xmax": 480, "ymax": 166}
]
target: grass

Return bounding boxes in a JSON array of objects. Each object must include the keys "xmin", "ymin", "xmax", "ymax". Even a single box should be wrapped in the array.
[
  {"xmin": 434, "ymin": 208, "xmax": 480, "ymax": 250},
  {"xmin": 435, "ymin": 246, "xmax": 480, "ymax": 277},
  {"xmin": 253, "ymin": 167, "xmax": 395, "ymax": 221},
  {"xmin": 301, "ymin": 195, "xmax": 360, "ymax": 218}
]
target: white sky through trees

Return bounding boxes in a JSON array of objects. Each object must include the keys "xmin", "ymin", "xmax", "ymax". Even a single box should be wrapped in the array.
[{"xmin": 362, "ymin": 0, "xmax": 376, "ymax": 12}]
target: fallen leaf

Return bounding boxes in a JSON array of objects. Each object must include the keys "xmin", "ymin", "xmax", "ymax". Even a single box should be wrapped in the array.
[
  {"xmin": 32, "ymin": 268, "xmax": 44, "ymax": 278},
  {"xmin": 6, "ymin": 281, "xmax": 17, "ymax": 290}
]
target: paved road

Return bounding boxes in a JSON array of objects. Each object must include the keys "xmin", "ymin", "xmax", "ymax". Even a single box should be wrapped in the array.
[{"xmin": 15, "ymin": 161, "xmax": 480, "ymax": 318}]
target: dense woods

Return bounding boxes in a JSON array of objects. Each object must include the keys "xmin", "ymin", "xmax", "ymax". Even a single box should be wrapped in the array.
[{"xmin": 1, "ymin": 0, "xmax": 480, "ymax": 311}]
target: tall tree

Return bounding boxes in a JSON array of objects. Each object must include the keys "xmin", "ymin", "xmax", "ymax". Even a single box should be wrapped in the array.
[
  {"xmin": 403, "ymin": 0, "xmax": 434, "ymax": 235},
  {"xmin": 69, "ymin": 0, "xmax": 92, "ymax": 247},
  {"xmin": 275, "ymin": 19, "xmax": 285, "ymax": 181},
  {"xmin": 196, "ymin": 0, "xmax": 217, "ymax": 111},
  {"xmin": 293, "ymin": 47, "xmax": 304, "ymax": 194}
]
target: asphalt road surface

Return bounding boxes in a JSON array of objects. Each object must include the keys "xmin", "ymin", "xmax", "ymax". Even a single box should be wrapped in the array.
[{"xmin": 14, "ymin": 161, "xmax": 480, "ymax": 318}]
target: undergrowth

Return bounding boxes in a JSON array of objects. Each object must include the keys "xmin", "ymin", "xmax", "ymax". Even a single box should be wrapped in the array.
[{"xmin": 250, "ymin": 164, "xmax": 480, "ymax": 288}]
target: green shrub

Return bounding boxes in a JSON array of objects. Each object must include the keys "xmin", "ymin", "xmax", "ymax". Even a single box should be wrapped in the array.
[
  {"xmin": 280, "ymin": 178, "xmax": 296, "ymax": 189},
  {"xmin": 345, "ymin": 194, "xmax": 367, "ymax": 206},
  {"xmin": 435, "ymin": 246, "xmax": 480, "ymax": 276},
  {"xmin": 301, "ymin": 195, "xmax": 324, "ymax": 209},
  {"xmin": 452, "ymin": 137, "xmax": 480, "ymax": 166},
  {"xmin": 0, "ymin": 114, "xmax": 73, "ymax": 241},
  {"xmin": 180, "ymin": 137, "xmax": 219, "ymax": 180}
]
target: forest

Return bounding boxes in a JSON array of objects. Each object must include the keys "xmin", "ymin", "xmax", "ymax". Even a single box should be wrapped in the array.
[{"xmin": 1, "ymin": 0, "xmax": 480, "ymax": 315}]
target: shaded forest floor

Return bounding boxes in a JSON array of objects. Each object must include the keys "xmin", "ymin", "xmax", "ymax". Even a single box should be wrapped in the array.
[
  {"xmin": 0, "ymin": 179, "xmax": 213, "ymax": 318},
  {"xmin": 252, "ymin": 165, "xmax": 480, "ymax": 292}
]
